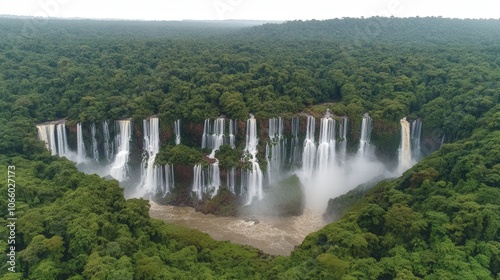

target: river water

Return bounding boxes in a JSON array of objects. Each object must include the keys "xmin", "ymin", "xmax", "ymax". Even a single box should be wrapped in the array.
[{"xmin": 149, "ymin": 202, "xmax": 326, "ymax": 256}]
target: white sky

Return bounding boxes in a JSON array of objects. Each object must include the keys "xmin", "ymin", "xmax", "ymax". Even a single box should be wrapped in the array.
[{"xmin": 0, "ymin": 0, "xmax": 498, "ymax": 21}]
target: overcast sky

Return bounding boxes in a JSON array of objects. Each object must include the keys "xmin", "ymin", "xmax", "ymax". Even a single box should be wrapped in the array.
[{"xmin": 0, "ymin": 0, "xmax": 498, "ymax": 21}]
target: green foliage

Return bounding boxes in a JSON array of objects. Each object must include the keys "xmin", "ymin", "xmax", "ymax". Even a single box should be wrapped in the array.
[
  {"xmin": 215, "ymin": 144, "xmax": 243, "ymax": 169},
  {"xmin": 155, "ymin": 144, "xmax": 203, "ymax": 166},
  {"xmin": 1, "ymin": 16, "xmax": 500, "ymax": 279},
  {"xmin": 196, "ymin": 187, "xmax": 239, "ymax": 216}
]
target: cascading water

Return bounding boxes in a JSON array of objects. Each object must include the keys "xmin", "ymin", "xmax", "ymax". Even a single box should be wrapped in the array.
[
  {"xmin": 36, "ymin": 123, "xmax": 57, "ymax": 155},
  {"xmin": 301, "ymin": 116, "xmax": 316, "ymax": 179},
  {"xmin": 174, "ymin": 119, "xmax": 181, "ymax": 145},
  {"xmin": 36, "ymin": 122, "xmax": 70, "ymax": 157},
  {"xmin": 192, "ymin": 164, "xmax": 205, "ymax": 200},
  {"xmin": 138, "ymin": 117, "xmax": 161, "ymax": 196},
  {"xmin": 56, "ymin": 123, "xmax": 69, "ymax": 157},
  {"xmin": 201, "ymin": 119, "xmax": 211, "ymax": 149},
  {"xmin": 162, "ymin": 164, "xmax": 174, "ymax": 196},
  {"xmin": 208, "ymin": 118, "xmax": 225, "ymax": 158},
  {"xmin": 207, "ymin": 162, "xmax": 221, "ymax": 197},
  {"xmin": 91, "ymin": 123, "xmax": 99, "ymax": 162},
  {"xmin": 244, "ymin": 114, "xmax": 263, "ymax": 204},
  {"xmin": 227, "ymin": 167, "xmax": 236, "ymax": 194},
  {"xmin": 338, "ymin": 117, "xmax": 348, "ymax": 167},
  {"xmin": 266, "ymin": 117, "xmax": 286, "ymax": 186},
  {"xmin": 316, "ymin": 110, "xmax": 336, "ymax": 172},
  {"xmin": 201, "ymin": 118, "xmax": 226, "ymax": 197},
  {"xmin": 357, "ymin": 113, "xmax": 372, "ymax": 158},
  {"xmin": 411, "ymin": 119, "xmax": 422, "ymax": 161},
  {"xmin": 110, "ymin": 119, "xmax": 132, "ymax": 182},
  {"xmin": 398, "ymin": 117, "xmax": 413, "ymax": 173},
  {"xmin": 76, "ymin": 123, "xmax": 86, "ymax": 163},
  {"xmin": 102, "ymin": 121, "xmax": 114, "ymax": 163},
  {"xmin": 289, "ymin": 116, "xmax": 301, "ymax": 166},
  {"xmin": 229, "ymin": 119, "xmax": 236, "ymax": 149}
]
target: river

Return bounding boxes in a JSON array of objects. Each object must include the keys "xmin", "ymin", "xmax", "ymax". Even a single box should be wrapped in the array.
[{"xmin": 149, "ymin": 202, "xmax": 326, "ymax": 256}]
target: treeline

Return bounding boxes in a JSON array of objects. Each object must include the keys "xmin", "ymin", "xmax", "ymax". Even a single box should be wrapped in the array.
[
  {"xmin": 0, "ymin": 17, "xmax": 499, "ymax": 278},
  {"xmin": 1, "ymin": 17, "xmax": 499, "ymax": 151}
]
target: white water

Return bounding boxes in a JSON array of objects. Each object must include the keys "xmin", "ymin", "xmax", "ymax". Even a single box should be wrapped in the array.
[
  {"xmin": 109, "ymin": 120, "xmax": 132, "ymax": 182},
  {"xmin": 229, "ymin": 119, "xmax": 236, "ymax": 149},
  {"xmin": 102, "ymin": 121, "xmax": 114, "ymax": 163},
  {"xmin": 37, "ymin": 123, "xmax": 57, "ymax": 155},
  {"xmin": 207, "ymin": 162, "xmax": 221, "ymax": 197},
  {"xmin": 192, "ymin": 164, "xmax": 205, "ymax": 200},
  {"xmin": 411, "ymin": 119, "xmax": 422, "ymax": 161},
  {"xmin": 174, "ymin": 119, "xmax": 181, "ymax": 145},
  {"xmin": 201, "ymin": 118, "xmax": 226, "ymax": 198},
  {"xmin": 227, "ymin": 167, "xmax": 236, "ymax": 194},
  {"xmin": 398, "ymin": 117, "xmax": 413, "ymax": 173},
  {"xmin": 346, "ymin": 114, "xmax": 388, "ymax": 195},
  {"xmin": 56, "ymin": 123, "xmax": 69, "ymax": 157},
  {"xmin": 316, "ymin": 111, "xmax": 336, "ymax": 173},
  {"xmin": 338, "ymin": 117, "xmax": 348, "ymax": 167},
  {"xmin": 305, "ymin": 112, "xmax": 342, "ymax": 209},
  {"xmin": 298, "ymin": 112, "xmax": 391, "ymax": 210},
  {"xmin": 91, "ymin": 123, "xmax": 99, "ymax": 162},
  {"xmin": 162, "ymin": 164, "xmax": 174, "ymax": 196},
  {"xmin": 244, "ymin": 115, "xmax": 263, "ymax": 204},
  {"xmin": 201, "ymin": 119, "xmax": 211, "ymax": 149},
  {"xmin": 76, "ymin": 123, "xmax": 87, "ymax": 164},
  {"xmin": 208, "ymin": 118, "xmax": 225, "ymax": 158},
  {"xmin": 301, "ymin": 116, "xmax": 316, "ymax": 180},
  {"xmin": 138, "ymin": 117, "xmax": 161, "ymax": 196},
  {"xmin": 357, "ymin": 113, "xmax": 372, "ymax": 158},
  {"xmin": 289, "ymin": 116, "xmax": 301, "ymax": 166},
  {"xmin": 266, "ymin": 117, "xmax": 286, "ymax": 186}
]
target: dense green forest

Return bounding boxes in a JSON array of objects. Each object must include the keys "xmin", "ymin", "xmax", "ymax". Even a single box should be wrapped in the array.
[{"xmin": 0, "ymin": 17, "xmax": 499, "ymax": 279}]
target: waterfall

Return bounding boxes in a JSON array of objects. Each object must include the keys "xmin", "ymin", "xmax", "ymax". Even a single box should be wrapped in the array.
[
  {"xmin": 244, "ymin": 114, "xmax": 263, "ymax": 204},
  {"xmin": 200, "ymin": 118, "xmax": 226, "ymax": 197},
  {"xmin": 440, "ymin": 134, "xmax": 446, "ymax": 148},
  {"xmin": 37, "ymin": 123, "xmax": 57, "ymax": 155},
  {"xmin": 316, "ymin": 111, "xmax": 336, "ymax": 172},
  {"xmin": 76, "ymin": 123, "xmax": 86, "ymax": 163},
  {"xmin": 56, "ymin": 123, "xmax": 69, "ymax": 157},
  {"xmin": 162, "ymin": 164, "xmax": 174, "ymax": 196},
  {"xmin": 227, "ymin": 167, "xmax": 236, "ymax": 194},
  {"xmin": 411, "ymin": 119, "xmax": 422, "ymax": 161},
  {"xmin": 201, "ymin": 119, "xmax": 211, "ymax": 149},
  {"xmin": 358, "ymin": 113, "xmax": 372, "ymax": 158},
  {"xmin": 289, "ymin": 116, "xmax": 301, "ymax": 166},
  {"xmin": 338, "ymin": 117, "xmax": 348, "ymax": 167},
  {"xmin": 102, "ymin": 121, "xmax": 114, "ymax": 163},
  {"xmin": 91, "ymin": 123, "xmax": 99, "ymax": 162},
  {"xmin": 174, "ymin": 119, "xmax": 181, "ymax": 145},
  {"xmin": 208, "ymin": 118, "xmax": 225, "ymax": 158},
  {"xmin": 110, "ymin": 119, "xmax": 132, "ymax": 182},
  {"xmin": 207, "ymin": 162, "xmax": 221, "ymax": 197},
  {"xmin": 266, "ymin": 117, "xmax": 286, "ymax": 185},
  {"xmin": 229, "ymin": 119, "xmax": 236, "ymax": 149},
  {"xmin": 302, "ymin": 116, "xmax": 316, "ymax": 179},
  {"xmin": 398, "ymin": 117, "xmax": 413, "ymax": 173},
  {"xmin": 36, "ymin": 122, "xmax": 69, "ymax": 157},
  {"xmin": 192, "ymin": 164, "xmax": 205, "ymax": 200},
  {"xmin": 139, "ymin": 117, "xmax": 161, "ymax": 195}
]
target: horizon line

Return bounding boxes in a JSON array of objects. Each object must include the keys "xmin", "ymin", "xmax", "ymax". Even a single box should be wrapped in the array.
[{"xmin": 1, "ymin": 14, "xmax": 500, "ymax": 23}]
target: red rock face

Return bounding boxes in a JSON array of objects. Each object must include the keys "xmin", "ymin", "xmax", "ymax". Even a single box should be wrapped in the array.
[
  {"xmin": 186, "ymin": 122, "xmax": 204, "ymax": 146},
  {"xmin": 258, "ymin": 118, "xmax": 267, "ymax": 141},
  {"xmin": 174, "ymin": 164, "xmax": 194, "ymax": 189},
  {"xmin": 161, "ymin": 128, "xmax": 172, "ymax": 144}
]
